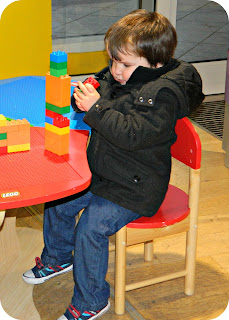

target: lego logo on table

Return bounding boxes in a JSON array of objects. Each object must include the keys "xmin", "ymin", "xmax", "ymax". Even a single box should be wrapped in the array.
[{"xmin": 1, "ymin": 191, "xmax": 20, "ymax": 198}]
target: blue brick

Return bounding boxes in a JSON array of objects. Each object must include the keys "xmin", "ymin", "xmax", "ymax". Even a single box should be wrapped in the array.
[
  {"xmin": 45, "ymin": 115, "xmax": 54, "ymax": 125},
  {"xmin": 50, "ymin": 51, "xmax": 67, "ymax": 63}
]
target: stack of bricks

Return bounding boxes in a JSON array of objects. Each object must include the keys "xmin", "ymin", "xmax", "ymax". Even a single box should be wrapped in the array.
[
  {"xmin": 45, "ymin": 51, "xmax": 71, "ymax": 156},
  {"xmin": 0, "ymin": 115, "xmax": 30, "ymax": 154}
]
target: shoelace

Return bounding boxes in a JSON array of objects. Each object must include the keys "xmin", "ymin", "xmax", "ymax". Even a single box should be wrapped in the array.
[
  {"xmin": 35, "ymin": 257, "xmax": 44, "ymax": 269},
  {"xmin": 35, "ymin": 257, "xmax": 66, "ymax": 273},
  {"xmin": 68, "ymin": 304, "xmax": 97, "ymax": 319},
  {"xmin": 68, "ymin": 304, "xmax": 81, "ymax": 319}
]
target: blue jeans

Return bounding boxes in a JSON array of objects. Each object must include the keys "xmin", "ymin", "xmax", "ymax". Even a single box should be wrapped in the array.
[{"xmin": 41, "ymin": 189, "xmax": 141, "ymax": 312}]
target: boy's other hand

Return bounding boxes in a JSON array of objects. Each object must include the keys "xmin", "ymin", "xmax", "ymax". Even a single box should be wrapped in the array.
[{"xmin": 73, "ymin": 81, "xmax": 100, "ymax": 112}]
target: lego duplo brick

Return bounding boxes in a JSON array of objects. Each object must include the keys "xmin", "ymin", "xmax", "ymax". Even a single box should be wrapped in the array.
[
  {"xmin": 50, "ymin": 51, "xmax": 67, "ymax": 64},
  {"xmin": 7, "ymin": 119, "xmax": 30, "ymax": 132},
  {"xmin": 45, "ymin": 115, "xmax": 54, "ymax": 125},
  {"xmin": 0, "ymin": 114, "xmax": 7, "ymax": 133},
  {"xmin": 53, "ymin": 116, "xmax": 70, "ymax": 128},
  {"xmin": 7, "ymin": 130, "xmax": 30, "ymax": 146},
  {"xmin": 0, "ymin": 118, "xmax": 31, "ymax": 152},
  {"xmin": 7, "ymin": 143, "xmax": 30, "ymax": 153},
  {"xmin": 45, "ymin": 73, "xmax": 71, "ymax": 107},
  {"xmin": 0, "ymin": 146, "xmax": 7, "ymax": 154},
  {"xmin": 0, "ymin": 119, "xmax": 30, "ymax": 131},
  {"xmin": 0, "ymin": 114, "xmax": 7, "ymax": 126},
  {"xmin": 83, "ymin": 77, "xmax": 100, "ymax": 89},
  {"xmin": 18, "ymin": 119, "xmax": 30, "ymax": 131},
  {"xmin": 6, "ymin": 120, "xmax": 19, "ymax": 132},
  {"xmin": 46, "ymin": 102, "xmax": 70, "ymax": 115},
  {"xmin": 50, "ymin": 60, "xmax": 67, "ymax": 70},
  {"xmin": 0, "ymin": 139, "xmax": 7, "ymax": 147},
  {"xmin": 45, "ymin": 122, "xmax": 70, "ymax": 135},
  {"xmin": 0, "ymin": 133, "xmax": 7, "ymax": 140},
  {"xmin": 45, "ymin": 109, "xmax": 62, "ymax": 119},
  {"xmin": 50, "ymin": 61, "xmax": 67, "ymax": 77},
  {"xmin": 0, "ymin": 126, "xmax": 7, "ymax": 134},
  {"xmin": 50, "ymin": 68, "xmax": 68, "ymax": 78},
  {"xmin": 45, "ymin": 129, "xmax": 69, "ymax": 156}
]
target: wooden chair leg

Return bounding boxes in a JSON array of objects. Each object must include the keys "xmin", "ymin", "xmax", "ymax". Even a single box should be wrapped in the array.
[
  {"xmin": 185, "ymin": 228, "xmax": 197, "ymax": 295},
  {"xmin": 115, "ymin": 226, "xmax": 127, "ymax": 315},
  {"xmin": 185, "ymin": 168, "xmax": 200, "ymax": 295},
  {"xmin": 144, "ymin": 240, "xmax": 154, "ymax": 261}
]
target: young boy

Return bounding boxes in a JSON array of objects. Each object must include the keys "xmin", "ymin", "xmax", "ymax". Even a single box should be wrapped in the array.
[{"xmin": 23, "ymin": 10, "xmax": 204, "ymax": 320}]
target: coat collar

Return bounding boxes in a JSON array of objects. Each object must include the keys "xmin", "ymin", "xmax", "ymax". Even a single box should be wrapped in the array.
[{"xmin": 95, "ymin": 59, "xmax": 180, "ymax": 87}]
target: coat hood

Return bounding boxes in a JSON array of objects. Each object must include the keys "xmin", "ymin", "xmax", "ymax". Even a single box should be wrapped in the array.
[
  {"xmin": 160, "ymin": 60, "xmax": 205, "ymax": 117},
  {"xmin": 133, "ymin": 60, "xmax": 204, "ymax": 119}
]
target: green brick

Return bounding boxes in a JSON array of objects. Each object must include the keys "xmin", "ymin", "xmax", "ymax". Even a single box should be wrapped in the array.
[
  {"xmin": 46, "ymin": 102, "xmax": 70, "ymax": 114},
  {"xmin": 0, "ymin": 133, "xmax": 7, "ymax": 140},
  {"xmin": 50, "ymin": 61, "xmax": 67, "ymax": 77},
  {"xmin": 50, "ymin": 61, "xmax": 67, "ymax": 70},
  {"xmin": 50, "ymin": 67, "xmax": 67, "ymax": 77}
]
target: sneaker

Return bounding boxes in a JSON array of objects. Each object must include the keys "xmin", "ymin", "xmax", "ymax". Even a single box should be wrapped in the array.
[
  {"xmin": 57, "ymin": 301, "xmax": 110, "ymax": 320},
  {"xmin": 22, "ymin": 257, "xmax": 73, "ymax": 285}
]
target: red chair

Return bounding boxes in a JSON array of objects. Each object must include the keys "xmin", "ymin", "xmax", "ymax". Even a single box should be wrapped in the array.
[{"xmin": 114, "ymin": 117, "xmax": 201, "ymax": 314}]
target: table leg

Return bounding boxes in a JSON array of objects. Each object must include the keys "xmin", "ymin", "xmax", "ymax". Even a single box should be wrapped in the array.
[
  {"xmin": 0, "ymin": 210, "xmax": 5, "ymax": 226},
  {"xmin": 0, "ymin": 209, "xmax": 20, "ymax": 262}
]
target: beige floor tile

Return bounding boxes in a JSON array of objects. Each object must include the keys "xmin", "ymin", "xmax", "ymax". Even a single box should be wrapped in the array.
[{"xmin": 212, "ymin": 253, "xmax": 229, "ymax": 274}]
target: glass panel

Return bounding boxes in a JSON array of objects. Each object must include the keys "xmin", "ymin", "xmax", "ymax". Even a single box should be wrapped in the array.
[
  {"xmin": 52, "ymin": 0, "xmax": 139, "ymax": 53},
  {"xmin": 175, "ymin": 0, "xmax": 229, "ymax": 62}
]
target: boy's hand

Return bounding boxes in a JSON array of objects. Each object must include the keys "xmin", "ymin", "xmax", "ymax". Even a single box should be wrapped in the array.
[{"xmin": 73, "ymin": 81, "xmax": 100, "ymax": 112}]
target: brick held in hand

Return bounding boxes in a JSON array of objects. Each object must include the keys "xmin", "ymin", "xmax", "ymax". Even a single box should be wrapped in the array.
[{"xmin": 83, "ymin": 77, "xmax": 100, "ymax": 89}]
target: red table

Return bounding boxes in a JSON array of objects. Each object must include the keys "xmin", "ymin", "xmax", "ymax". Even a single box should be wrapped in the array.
[{"xmin": 0, "ymin": 127, "xmax": 91, "ymax": 261}]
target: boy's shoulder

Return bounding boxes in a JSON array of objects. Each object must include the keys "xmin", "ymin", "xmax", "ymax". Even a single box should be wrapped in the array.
[
  {"xmin": 161, "ymin": 60, "xmax": 201, "ymax": 85},
  {"xmin": 137, "ymin": 60, "xmax": 204, "ymax": 113},
  {"xmin": 140, "ymin": 60, "xmax": 202, "ymax": 94}
]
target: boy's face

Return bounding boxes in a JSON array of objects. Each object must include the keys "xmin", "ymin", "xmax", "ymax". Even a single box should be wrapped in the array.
[{"xmin": 109, "ymin": 50, "xmax": 151, "ymax": 85}]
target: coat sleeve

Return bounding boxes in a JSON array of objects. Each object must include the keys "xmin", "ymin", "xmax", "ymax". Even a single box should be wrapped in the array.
[{"xmin": 83, "ymin": 88, "xmax": 180, "ymax": 151}]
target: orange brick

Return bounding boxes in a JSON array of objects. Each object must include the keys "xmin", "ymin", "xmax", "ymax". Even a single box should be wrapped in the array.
[
  {"xmin": 18, "ymin": 119, "xmax": 30, "ymax": 131},
  {"xmin": 6, "ymin": 120, "xmax": 19, "ymax": 132},
  {"xmin": 7, "ymin": 130, "xmax": 30, "ymax": 145},
  {"xmin": 0, "ymin": 139, "xmax": 7, "ymax": 147},
  {"xmin": 0, "ymin": 126, "xmax": 7, "ymax": 134},
  {"xmin": 45, "ymin": 73, "xmax": 71, "ymax": 108},
  {"xmin": 45, "ymin": 129, "xmax": 69, "ymax": 156}
]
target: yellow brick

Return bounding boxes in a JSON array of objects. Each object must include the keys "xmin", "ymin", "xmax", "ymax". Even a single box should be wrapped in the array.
[
  {"xmin": 0, "ymin": 115, "xmax": 7, "ymax": 127},
  {"xmin": 7, "ymin": 143, "xmax": 30, "ymax": 153},
  {"xmin": 45, "ymin": 123, "xmax": 70, "ymax": 135}
]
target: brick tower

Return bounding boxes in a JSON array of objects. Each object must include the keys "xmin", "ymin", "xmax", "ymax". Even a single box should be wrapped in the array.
[{"xmin": 45, "ymin": 51, "xmax": 71, "ymax": 156}]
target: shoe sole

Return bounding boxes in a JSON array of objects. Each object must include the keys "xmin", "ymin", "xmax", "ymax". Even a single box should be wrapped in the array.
[
  {"xmin": 90, "ymin": 301, "xmax": 110, "ymax": 320},
  {"xmin": 22, "ymin": 264, "xmax": 73, "ymax": 285},
  {"xmin": 56, "ymin": 302, "xmax": 110, "ymax": 320}
]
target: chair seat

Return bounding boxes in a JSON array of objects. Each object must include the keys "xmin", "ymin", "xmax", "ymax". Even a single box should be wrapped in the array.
[{"xmin": 127, "ymin": 185, "xmax": 190, "ymax": 229}]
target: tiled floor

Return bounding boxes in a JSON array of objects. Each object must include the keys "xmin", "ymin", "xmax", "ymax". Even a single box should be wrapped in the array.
[
  {"xmin": 52, "ymin": 0, "xmax": 229, "ymax": 63},
  {"xmin": 175, "ymin": 0, "xmax": 229, "ymax": 62}
]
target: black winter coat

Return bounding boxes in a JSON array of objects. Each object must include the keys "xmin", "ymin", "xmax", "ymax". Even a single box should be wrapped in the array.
[{"xmin": 71, "ymin": 59, "xmax": 204, "ymax": 216}]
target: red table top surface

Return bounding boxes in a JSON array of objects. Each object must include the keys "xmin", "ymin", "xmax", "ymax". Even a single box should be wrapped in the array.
[{"xmin": 0, "ymin": 127, "xmax": 91, "ymax": 210}]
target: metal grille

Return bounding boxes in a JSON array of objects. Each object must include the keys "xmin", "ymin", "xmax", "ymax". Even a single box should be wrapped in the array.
[{"xmin": 189, "ymin": 100, "xmax": 225, "ymax": 139}]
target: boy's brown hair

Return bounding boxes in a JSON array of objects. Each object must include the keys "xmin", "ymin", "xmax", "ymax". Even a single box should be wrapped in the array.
[{"xmin": 105, "ymin": 9, "xmax": 177, "ymax": 67}]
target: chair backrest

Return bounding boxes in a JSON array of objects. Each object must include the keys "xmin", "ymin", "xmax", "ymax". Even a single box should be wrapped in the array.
[{"xmin": 171, "ymin": 117, "xmax": 201, "ymax": 169}]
